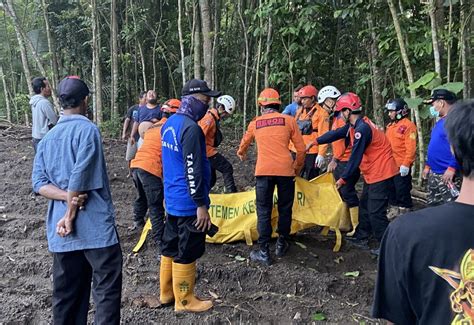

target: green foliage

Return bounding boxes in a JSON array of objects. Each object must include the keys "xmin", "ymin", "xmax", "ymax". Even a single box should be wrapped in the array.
[
  {"xmin": 408, "ymin": 72, "xmax": 438, "ymax": 91},
  {"xmin": 434, "ymin": 82, "xmax": 464, "ymax": 94},
  {"xmin": 99, "ymin": 118, "xmax": 122, "ymax": 139},
  {"xmin": 311, "ymin": 312, "xmax": 326, "ymax": 321}
]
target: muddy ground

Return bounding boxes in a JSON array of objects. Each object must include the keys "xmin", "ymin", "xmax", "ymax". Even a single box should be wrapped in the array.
[{"xmin": 0, "ymin": 123, "xmax": 397, "ymax": 324}]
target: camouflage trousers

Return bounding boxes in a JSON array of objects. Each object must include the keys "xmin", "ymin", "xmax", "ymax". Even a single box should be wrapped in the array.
[{"xmin": 427, "ymin": 172, "xmax": 462, "ymax": 206}]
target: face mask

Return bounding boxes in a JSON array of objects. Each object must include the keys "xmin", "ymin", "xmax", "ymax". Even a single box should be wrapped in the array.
[
  {"xmin": 178, "ymin": 95, "xmax": 209, "ymax": 121},
  {"xmin": 429, "ymin": 106, "xmax": 439, "ymax": 118}
]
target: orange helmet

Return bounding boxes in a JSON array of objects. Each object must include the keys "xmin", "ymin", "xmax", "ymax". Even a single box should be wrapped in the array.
[
  {"xmin": 257, "ymin": 88, "xmax": 281, "ymax": 106},
  {"xmin": 298, "ymin": 85, "xmax": 318, "ymax": 98},
  {"xmin": 335, "ymin": 92, "xmax": 362, "ymax": 112},
  {"xmin": 162, "ymin": 98, "xmax": 181, "ymax": 113}
]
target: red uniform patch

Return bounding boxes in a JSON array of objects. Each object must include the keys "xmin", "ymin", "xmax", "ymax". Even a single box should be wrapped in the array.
[
  {"xmin": 397, "ymin": 125, "xmax": 408, "ymax": 134},
  {"xmin": 256, "ymin": 117, "xmax": 286, "ymax": 129}
]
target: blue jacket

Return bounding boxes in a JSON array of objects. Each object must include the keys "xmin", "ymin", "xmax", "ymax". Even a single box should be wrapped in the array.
[
  {"xmin": 161, "ymin": 113, "xmax": 211, "ymax": 216},
  {"xmin": 427, "ymin": 118, "xmax": 459, "ymax": 174}
]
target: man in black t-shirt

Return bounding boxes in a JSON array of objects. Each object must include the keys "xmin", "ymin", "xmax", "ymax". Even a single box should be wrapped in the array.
[
  {"xmin": 122, "ymin": 91, "xmax": 146, "ymax": 177},
  {"xmin": 372, "ymin": 100, "xmax": 474, "ymax": 324}
]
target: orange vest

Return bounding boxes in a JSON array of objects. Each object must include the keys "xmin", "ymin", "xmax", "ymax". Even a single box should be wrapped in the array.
[
  {"xmin": 198, "ymin": 108, "xmax": 219, "ymax": 157},
  {"xmin": 130, "ymin": 117, "xmax": 167, "ymax": 178},
  {"xmin": 331, "ymin": 116, "xmax": 351, "ymax": 162},
  {"xmin": 238, "ymin": 112, "xmax": 306, "ymax": 176},
  {"xmin": 290, "ymin": 103, "xmax": 330, "ymax": 155},
  {"xmin": 385, "ymin": 117, "xmax": 417, "ymax": 168},
  {"xmin": 350, "ymin": 117, "xmax": 398, "ymax": 184}
]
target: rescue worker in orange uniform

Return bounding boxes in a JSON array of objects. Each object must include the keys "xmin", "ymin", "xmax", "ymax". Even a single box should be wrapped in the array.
[
  {"xmin": 308, "ymin": 92, "xmax": 398, "ymax": 255},
  {"xmin": 318, "ymin": 86, "xmax": 360, "ymax": 236},
  {"xmin": 198, "ymin": 95, "xmax": 237, "ymax": 193},
  {"xmin": 129, "ymin": 99, "xmax": 180, "ymax": 256},
  {"xmin": 291, "ymin": 85, "xmax": 330, "ymax": 180},
  {"xmin": 237, "ymin": 88, "xmax": 306, "ymax": 266},
  {"xmin": 385, "ymin": 98, "xmax": 417, "ymax": 215}
]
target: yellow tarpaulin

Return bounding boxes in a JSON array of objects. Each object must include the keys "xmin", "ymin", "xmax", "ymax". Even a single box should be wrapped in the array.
[{"xmin": 133, "ymin": 173, "xmax": 349, "ymax": 253}]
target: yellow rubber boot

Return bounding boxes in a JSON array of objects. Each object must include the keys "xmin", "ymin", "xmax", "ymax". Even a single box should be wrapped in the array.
[
  {"xmin": 172, "ymin": 261, "xmax": 213, "ymax": 313},
  {"xmin": 346, "ymin": 207, "xmax": 359, "ymax": 237},
  {"xmin": 159, "ymin": 256, "xmax": 174, "ymax": 305}
]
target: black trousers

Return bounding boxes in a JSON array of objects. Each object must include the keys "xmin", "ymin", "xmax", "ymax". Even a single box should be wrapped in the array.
[
  {"xmin": 132, "ymin": 168, "xmax": 165, "ymax": 245},
  {"xmin": 389, "ymin": 170, "xmax": 413, "ymax": 208},
  {"xmin": 256, "ymin": 176, "xmax": 295, "ymax": 248},
  {"xmin": 161, "ymin": 215, "xmax": 206, "ymax": 264},
  {"xmin": 209, "ymin": 153, "xmax": 237, "ymax": 193},
  {"xmin": 52, "ymin": 243, "xmax": 122, "ymax": 325},
  {"xmin": 292, "ymin": 152, "xmax": 320, "ymax": 180},
  {"xmin": 333, "ymin": 161, "xmax": 360, "ymax": 208},
  {"xmin": 355, "ymin": 178, "xmax": 393, "ymax": 242}
]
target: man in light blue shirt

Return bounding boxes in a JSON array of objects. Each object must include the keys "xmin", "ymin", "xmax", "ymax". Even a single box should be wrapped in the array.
[
  {"xmin": 281, "ymin": 86, "xmax": 302, "ymax": 116},
  {"xmin": 32, "ymin": 76, "xmax": 122, "ymax": 325}
]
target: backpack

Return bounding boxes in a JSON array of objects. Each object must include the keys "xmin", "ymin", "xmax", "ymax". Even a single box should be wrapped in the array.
[
  {"xmin": 296, "ymin": 108, "xmax": 317, "ymax": 135},
  {"xmin": 210, "ymin": 112, "xmax": 223, "ymax": 147}
]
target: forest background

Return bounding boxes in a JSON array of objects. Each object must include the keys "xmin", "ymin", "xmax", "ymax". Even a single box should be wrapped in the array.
[{"xmin": 0, "ymin": 0, "xmax": 472, "ymax": 181}]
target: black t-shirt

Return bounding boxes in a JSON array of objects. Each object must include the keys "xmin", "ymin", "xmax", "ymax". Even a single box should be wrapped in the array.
[
  {"xmin": 125, "ymin": 104, "xmax": 140, "ymax": 138},
  {"xmin": 372, "ymin": 202, "xmax": 474, "ymax": 324}
]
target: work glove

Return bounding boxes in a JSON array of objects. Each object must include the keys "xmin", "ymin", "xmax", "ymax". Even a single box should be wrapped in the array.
[
  {"xmin": 399, "ymin": 165, "xmax": 410, "ymax": 177},
  {"xmin": 315, "ymin": 155, "xmax": 325, "ymax": 168}
]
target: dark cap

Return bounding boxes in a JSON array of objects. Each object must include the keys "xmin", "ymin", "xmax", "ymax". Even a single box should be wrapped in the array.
[
  {"xmin": 58, "ymin": 76, "xmax": 90, "ymax": 107},
  {"xmin": 182, "ymin": 79, "xmax": 221, "ymax": 97},
  {"xmin": 424, "ymin": 89, "xmax": 457, "ymax": 104}
]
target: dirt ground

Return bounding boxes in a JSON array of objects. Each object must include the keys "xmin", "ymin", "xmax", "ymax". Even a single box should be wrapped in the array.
[{"xmin": 0, "ymin": 123, "xmax": 391, "ymax": 324}]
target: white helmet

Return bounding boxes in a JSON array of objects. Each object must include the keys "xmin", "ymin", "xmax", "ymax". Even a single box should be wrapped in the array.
[
  {"xmin": 217, "ymin": 95, "xmax": 236, "ymax": 114},
  {"xmin": 317, "ymin": 86, "xmax": 341, "ymax": 104}
]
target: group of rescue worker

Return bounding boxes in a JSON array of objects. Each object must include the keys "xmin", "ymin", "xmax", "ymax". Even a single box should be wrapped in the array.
[{"xmin": 124, "ymin": 78, "xmax": 460, "ymax": 312}]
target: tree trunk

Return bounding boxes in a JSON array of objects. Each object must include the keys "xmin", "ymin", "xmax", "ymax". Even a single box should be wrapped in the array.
[
  {"xmin": 387, "ymin": 0, "xmax": 425, "ymax": 182},
  {"xmin": 368, "ymin": 12, "xmax": 384, "ymax": 127},
  {"xmin": 2, "ymin": 0, "xmax": 33, "ymax": 95},
  {"xmin": 0, "ymin": 65, "xmax": 11, "ymax": 122},
  {"xmin": 199, "ymin": 0, "xmax": 213, "ymax": 86},
  {"xmin": 41, "ymin": 0, "xmax": 61, "ymax": 113},
  {"xmin": 211, "ymin": 0, "xmax": 220, "ymax": 89},
  {"xmin": 91, "ymin": 0, "xmax": 103, "ymax": 124},
  {"xmin": 264, "ymin": 16, "xmax": 272, "ymax": 88},
  {"xmin": 193, "ymin": 1, "xmax": 201, "ymax": 80},
  {"xmin": 254, "ymin": 0, "xmax": 262, "ymax": 116},
  {"xmin": 428, "ymin": 0, "xmax": 442, "ymax": 77},
  {"xmin": 110, "ymin": 0, "xmax": 119, "ymax": 119},
  {"xmin": 238, "ymin": 0, "xmax": 249, "ymax": 133},
  {"xmin": 460, "ymin": 0, "xmax": 470, "ymax": 98},
  {"xmin": 446, "ymin": 0, "xmax": 453, "ymax": 82},
  {"xmin": 177, "ymin": 0, "xmax": 187, "ymax": 85}
]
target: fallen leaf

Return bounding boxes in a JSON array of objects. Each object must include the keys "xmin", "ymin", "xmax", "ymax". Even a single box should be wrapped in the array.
[
  {"xmin": 312, "ymin": 312, "xmax": 326, "ymax": 321},
  {"xmin": 334, "ymin": 256, "xmax": 344, "ymax": 264},
  {"xmin": 234, "ymin": 255, "xmax": 246, "ymax": 261},
  {"xmin": 209, "ymin": 290, "xmax": 219, "ymax": 299},
  {"xmin": 295, "ymin": 241, "xmax": 307, "ymax": 249},
  {"xmin": 344, "ymin": 271, "xmax": 360, "ymax": 277}
]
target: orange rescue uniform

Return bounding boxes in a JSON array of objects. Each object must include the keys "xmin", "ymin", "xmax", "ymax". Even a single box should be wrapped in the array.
[
  {"xmin": 130, "ymin": 117, "xmax": 167, "ymax": 178},
  {"xmin": 291, "ymin": 103, "xmax": 330, "ymax": 155},
  {"xmin": 198, "ymin": 108, "xmax": 220, "ymax": 157},
  {"xmin": 331, "ymin": 115, "xmax": 351, "ymax": 162},
  {"xmin": 385, "ymin": 117, "xmax": 417, "ymax": 168},
  {"xmin": 238, "ymin": 112, "xmax": 306, "ymax": 176}
]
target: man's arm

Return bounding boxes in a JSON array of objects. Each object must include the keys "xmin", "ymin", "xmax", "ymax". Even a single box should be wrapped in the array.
[
  {"xmin": 402, "ymin": 124, "xmax": 417, "ymax": 167},
  {"xmin": 316, "ymin": 110, "xmax": 330, "ymax": 156},
  {"xmin": 290, "ymin": 119, "xmax": 306, "ymax": 175},
  {"xmin": 181, "ymin": 123, "xmax": 211, "ymax": 231},
  {"xmin": 317, "ymin": 123, "xmax": 350, "ymax": 145},
  {"xmin": 43, "ymin": 101, "xmax": 58, "ymax": 125},
  {"xmin": 338, "ymin": 123, "xmax": 372, "ymax": 183},
  {"xmin": 122, "ymin": 117, "xmax": 131, "ymax": 140},
  {"xmin": 130, "ymin": 121, "xmax": 139, "ymax": 144},
  {"xmin": 237, "ymin": 120, "xmax": 256, "ymax": 160}
]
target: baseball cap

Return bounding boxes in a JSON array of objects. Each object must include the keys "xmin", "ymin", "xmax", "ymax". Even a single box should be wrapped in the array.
[
  {"xmin": 424, "ymin": 89, "xmax": 457, "ymax": 104},
  {"xmin": 182, "ymin": 79, "xmax": 221, "ymax": 97},
  {"xmin": 58, "ymin": 76, "xmax": 90, "ymax": 107}
]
